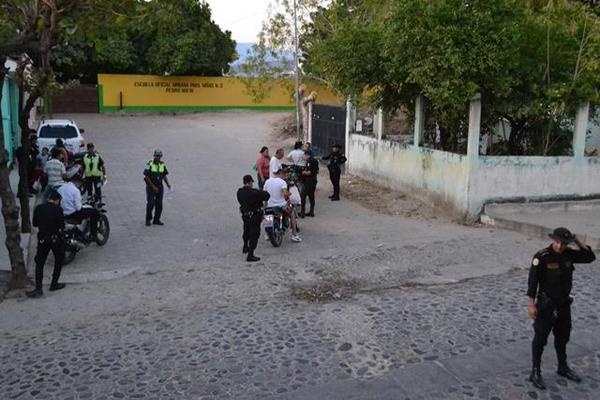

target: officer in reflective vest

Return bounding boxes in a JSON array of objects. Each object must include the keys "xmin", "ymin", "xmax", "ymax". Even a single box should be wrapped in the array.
[
  {"xmin": 83, "ymin": 143, "xmax": 105, "ymax": 204},
  {"xmin": 144, "ymin": 149, "xmax": 171, "ymax": 226}
]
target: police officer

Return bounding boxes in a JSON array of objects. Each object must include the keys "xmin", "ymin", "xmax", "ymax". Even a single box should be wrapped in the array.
[
  {"xmin": 527, "ymin": 227, "xmax": 596, "ymax": 389},
  {"xmin": 237, "ymin": 174, "xmax": 269, "ymax": 262},
  {"xmin": 144, "ymin": 149, "xmax": 171, "ymax": 226},
  {"xmin": 322, "ymin": 143, "xmax": 347, "ymax": 201},
  {"xmin": 299, "ymin": 150, "xmax": 319, "ymax": 218},
  {"xmin": 83, "ymin": 143, "xmax": 106, "ymax": 204},
  {"xmin": 26, "ymin": 190, "xmax": 66, "ymax": 298}
]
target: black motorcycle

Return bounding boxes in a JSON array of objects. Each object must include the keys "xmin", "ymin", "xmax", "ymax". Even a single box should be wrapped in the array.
[{"xmin": 63, "ymin": 202, "xmax": 110, "ymax": 265}]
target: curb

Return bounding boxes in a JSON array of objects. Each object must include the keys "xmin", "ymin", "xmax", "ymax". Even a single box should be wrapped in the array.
[{"xmin": 480, "ymin": 213, "xmax": 600, "ymax": 250}]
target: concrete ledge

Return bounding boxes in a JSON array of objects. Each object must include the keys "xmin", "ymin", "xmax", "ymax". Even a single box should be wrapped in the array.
[{"xmin": 481, "ymin": 201, "xmax": 600, "ymax": 250}]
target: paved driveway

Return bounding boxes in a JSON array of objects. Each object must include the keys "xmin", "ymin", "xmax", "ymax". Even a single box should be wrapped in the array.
[{"xmin": 1, "ymin": 111, "xmax": 598, "ymax": 400}]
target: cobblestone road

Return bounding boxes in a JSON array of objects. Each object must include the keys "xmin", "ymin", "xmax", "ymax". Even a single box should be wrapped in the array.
[{"xmin": 1, "ymin": 112, "xmax": 598, "ymax": 399}]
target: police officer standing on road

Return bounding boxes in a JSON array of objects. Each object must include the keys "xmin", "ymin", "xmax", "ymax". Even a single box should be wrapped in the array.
[
  {"xmin": 299, "ymin": 150, "xmax": 319, "ymax": 218},
  {"xmin": 83, "ymin": 143, "xmax": 106, "ymax": 204},
  {"xmin": 322, "ymin": 143, "xmax": 346, "ymax": 201},
  {"xmin": 237, "ymin": 175, "xmax": 270, "ymax": 262},
  {"xmin": 26, "ymin": 190, "xmax": 66, "ymax": 298},
  {"xmin": 144, "ymin": 149, "xmax": 171, "ymax": 226},
  {"xmin": 527, "ymin": 227, "xmax": 596, "ymax": 389}
]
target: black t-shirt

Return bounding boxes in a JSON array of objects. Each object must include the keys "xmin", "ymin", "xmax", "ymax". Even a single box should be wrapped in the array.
[
  {"xmin": 237, "ymin": 187, "xmax": 270, "ymax": 214},
  {"xmin": 33, "ymin": 203, "xmax": 64, "ymax": 239},
  {"xmin": 301, "ymin": 158, "xmax": 319, "ymax": 182},
  {"xmin": 527, "ymin": 245, "xmax": 596, "ymax": 300}
]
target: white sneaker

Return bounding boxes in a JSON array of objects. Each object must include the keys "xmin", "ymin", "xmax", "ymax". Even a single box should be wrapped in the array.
[
  {"xmin": 291, "ymin": 235, "xmax": 302, "ymax": 242},
  {"xmin": 263, "ymin": 234, "xmax": 269, "ymax": 241}
]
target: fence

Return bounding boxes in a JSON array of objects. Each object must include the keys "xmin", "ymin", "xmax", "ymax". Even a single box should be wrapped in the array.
[{"xmin": 347, "ymin": 96, "xmax": 600, "ymax": 219}]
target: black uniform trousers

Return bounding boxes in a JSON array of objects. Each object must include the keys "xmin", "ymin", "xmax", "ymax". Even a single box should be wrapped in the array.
[
  {"xmin": 242, "ymin": 212, "xmax": 262, "ymax": 251},
  {"xmin": 329, "ymin": 168, "xmax": 341, "ymax": 199},
  {"xmin": 146, "ymin": 186, "xmax": 164, "ymax": 222},
  {"xmin": 532, "ymin": 301, "xmax": 571, "ymax": 369},
  {"xmin": 301, "ymin": 179, "xmax": 317, "ymax": 214},
  {"xmin": 34, "ymin": 236, "xmax": 65, "ymax": 290},
  {"xmin": 85, "ymin": 176, "xmax": 102, "ymax": 203}
]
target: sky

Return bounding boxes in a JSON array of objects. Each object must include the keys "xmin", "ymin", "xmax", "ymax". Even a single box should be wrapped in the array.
[{"xmin": 206, "ymin": 0, "xmax": 272, "ymax": 43}]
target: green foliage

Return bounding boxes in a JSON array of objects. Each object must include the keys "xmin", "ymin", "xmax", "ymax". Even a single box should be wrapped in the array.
[
  {"xmin": 49, "ymin": 0, "xmax": 236, "ymax": 82},
  {"xmin": 303, "ymin": 0, "xmax": 600, "ymax": 155}
]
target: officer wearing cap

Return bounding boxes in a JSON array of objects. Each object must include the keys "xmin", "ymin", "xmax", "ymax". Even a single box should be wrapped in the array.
[
  {"xmin": 527, "ymin": 227, "xmax": 596, "ymax": 389},
  {"xmin": 236, "ymin": 174, "xmax": 270, "ymax": 262},
  {"xmin": 144, "ymin": 149, "xmax": 171, "ymax": 226},
  {"xmin": 26, "ymin": 190, "xmax": 66, "ymax": 298},
  {"xmin": 83, "ymin": 143, "xmax": 106, "ymax": 204}
]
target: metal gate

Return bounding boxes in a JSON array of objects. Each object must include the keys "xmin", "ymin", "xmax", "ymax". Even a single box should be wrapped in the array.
[
  {"xmin": 51, "ymin": 84, "xmax": 99, "ymax": 113},
  {"xmin": 310, "ymin": 104, "xmax": 345, "ymax": 157}
]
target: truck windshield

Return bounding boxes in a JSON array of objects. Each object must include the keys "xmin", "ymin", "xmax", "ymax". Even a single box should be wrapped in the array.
[{"xmin": 39, "ymin": 125, "xmax": 78, "ymax": 139}]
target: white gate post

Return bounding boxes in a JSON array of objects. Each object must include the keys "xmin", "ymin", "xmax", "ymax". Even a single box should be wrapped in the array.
[
  {"xmin": 467, "ymin": 94, "xmax": 482, "ymax": 163},
  {"xmin": 573, "ymin": 102, "xmax": 590, "ymax": 161},
  {"xmin": 413, "ymin": 95, "xmax": 425, "ymax": 149},
  {"xmin": 307, "ymin": 101, "xmax": 313, "ymax": 144}
]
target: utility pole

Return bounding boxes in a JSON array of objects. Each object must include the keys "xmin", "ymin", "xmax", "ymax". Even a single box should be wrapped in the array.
[{"xmin": 293, "ymin": 0, "xmax": 301, "ymax": 141}]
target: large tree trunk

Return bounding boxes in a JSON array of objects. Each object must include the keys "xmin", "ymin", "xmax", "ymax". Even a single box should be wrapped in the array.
[{"xmin": 0, "ymin": 58, "xmax": 29, "ymax": 289}]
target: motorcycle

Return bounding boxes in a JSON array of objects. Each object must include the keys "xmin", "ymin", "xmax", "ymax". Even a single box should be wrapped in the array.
[
  {"xmin": 63, "ymin": 202, "xmax": 110, "ymax": 265},
  {"xmin": 263, "ymin": 206, "xmax": 290, "ymax": 247}
]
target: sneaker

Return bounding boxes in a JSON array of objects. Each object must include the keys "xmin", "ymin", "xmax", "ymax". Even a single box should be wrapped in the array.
[
  {"xmin": 246, "ymin": 255, "xmax": 261, "ymax": 262},
  {"xmin": 152, "ymin": 220, "xmax": 164, "ymax": 226},
  {"xmin": 557, "ymin": 366, "xmax": 581, "ymax": 382},
  {"xmin": 264, "ymin": 234, "xmax": 269, "ymax": 241},
  {"xmin": 291, "ymin": 235, "xmax": 302, "ymax": 242},
  {"xmin": 306, "ymin": 212, "xmax": 315, "ymax": 217}
]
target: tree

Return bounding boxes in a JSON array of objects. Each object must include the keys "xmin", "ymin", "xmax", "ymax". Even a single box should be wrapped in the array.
[{"xmin": 303, "ymin": 0, "xmax": 600, "ymax": 155}]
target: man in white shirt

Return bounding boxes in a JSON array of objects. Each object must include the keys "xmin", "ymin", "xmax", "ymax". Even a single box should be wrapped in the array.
[
  {"xmin": 287, "ymin": 141, "xmax": 306, "ymax": 167},
  {"xmin": 269, "ymin": 148, "xmax": 284, "ymax": 176},
  {"xmin": 58, "ymin": 175, "xmax": 99, "ymax": 240},
  {"xmin": 263, "ymin": 168, "xmax": 301, "ymax": 242},
  {"xmin": 44, "ymin": 148, "xmax": 67, "ymax": 189}
]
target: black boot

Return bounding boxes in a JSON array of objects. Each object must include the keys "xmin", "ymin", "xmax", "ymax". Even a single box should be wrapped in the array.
[
  {"xmin": 529, "ymin": 367, "xmax": 546, "ymax": 390},
  {"xmin": 49, "ymin": 283, "xmax": 66, "ymax": 292},
  {"xmin": 26, "ymin": 288, "xmax": 43, "ymax": 298},
  {"xmin": 557, "ymin": 365, "xmax": 581, "ymax": 382},
  {"xmin": 246, "ymin": 250, "xmax": 260, "ymax": 262}
]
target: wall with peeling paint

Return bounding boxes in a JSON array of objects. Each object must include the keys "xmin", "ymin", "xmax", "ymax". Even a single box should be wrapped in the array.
[{"xmin": 348, "ymin": 134, "xmax": 470, "ymax": 216}]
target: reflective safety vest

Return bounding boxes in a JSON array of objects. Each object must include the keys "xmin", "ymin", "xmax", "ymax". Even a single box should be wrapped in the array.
[
  {"xmin": 83, "ymin": 154, "xmax": 103, "ymax": 178},
  {"xmin": 147, "ymin": 161, "xmax": 166, "ymax": 173}
]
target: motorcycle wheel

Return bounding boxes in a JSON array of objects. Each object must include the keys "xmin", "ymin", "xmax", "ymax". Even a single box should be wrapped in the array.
[
  {"xmin": 266, "ymin": 226, "xmax": 283, "ymax": 247},
  {"xmin": 95, "ymin": 214, "xmax": 110, "ymax": 246},
  {"xmin": 63, "ymin": 249, "xmax": 76, "ymax": 266}
]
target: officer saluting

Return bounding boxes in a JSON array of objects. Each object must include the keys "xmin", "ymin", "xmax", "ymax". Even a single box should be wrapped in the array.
[
  {"xmin": 527, "ymin": 227, "xmax": 596, "ymax": 389},
  {"xmin": 237, "ymin": 174, "xmax": 269, "ymax": 262}
]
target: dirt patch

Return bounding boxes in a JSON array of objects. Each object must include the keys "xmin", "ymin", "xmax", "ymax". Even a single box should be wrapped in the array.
[
  {"xmin": 341, "ymin": 174, "xmax": 452, "ymax": 222},
  {"xmin": 271, "ymin": 112, "xmax": 297, "ymax": 140},
  {"xmin": 291, "ymin": 278, "xmax": 359, "ymax": 302}
]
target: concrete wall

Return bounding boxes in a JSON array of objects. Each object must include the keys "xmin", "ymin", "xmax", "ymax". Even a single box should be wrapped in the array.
[
  {"xmin": 348, "ymin": 134, "xmax": 470, "ymax": 216},
  {"xmin": 346, "ymin": 97, "xmax": 600, "ymax": 219},
  {"xmin": 469, "ymin": 156, "xmax": 600, "ymax": 215},
  {"xmin": 98, "ymin": 74, "xmax": 341, "ymax": 112}
]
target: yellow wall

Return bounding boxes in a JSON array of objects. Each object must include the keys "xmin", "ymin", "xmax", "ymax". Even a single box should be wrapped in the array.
[{"xmin": 98, "ymin": 74, "xmax": 340, "ymax": 111}]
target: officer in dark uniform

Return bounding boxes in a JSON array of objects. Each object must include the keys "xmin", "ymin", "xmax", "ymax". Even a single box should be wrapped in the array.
[
  {"xmin": 527, "ymin": 227, "xmax": 596, "ymax": 389},
  {"xmin": 322, "ymin": 143, "xmax": 347, "ymax": 201},
  {"xmin": 237, "ymin": 174, "xmax": 270, "ymax": 262},
  {"xmin": 144, "ymin": 149, "xmax": 171, "ymax": 226},
  {"xmin": 299, "ymin": 150, "xmax": 319, "ymax": 218},
  {"xmin": 26, "ymin": 190, "xmax": 66, "ymax": 298}
]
